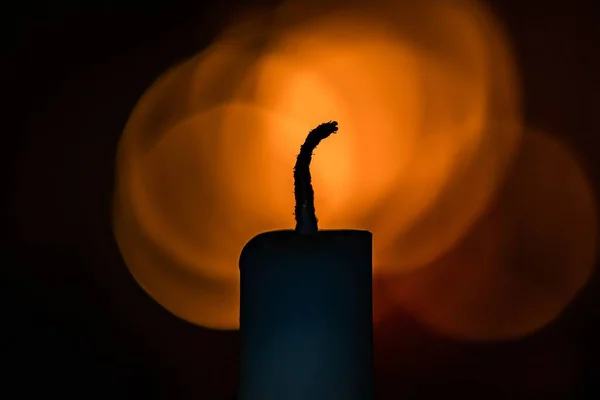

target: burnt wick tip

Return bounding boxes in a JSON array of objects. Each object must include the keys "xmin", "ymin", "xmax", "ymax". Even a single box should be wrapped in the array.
[{"xmin": 293, "ymin": 120, "xmax": 339, "ymax": 234}]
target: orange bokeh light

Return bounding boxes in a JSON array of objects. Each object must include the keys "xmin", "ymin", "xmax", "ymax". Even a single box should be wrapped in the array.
[
  {"xmin": 380, "ymin": 130, "xmax": 597, "ymax": 340},
  {"xmin": 113, "ymin": 0, "xmax": 527, "ymax": 330}
]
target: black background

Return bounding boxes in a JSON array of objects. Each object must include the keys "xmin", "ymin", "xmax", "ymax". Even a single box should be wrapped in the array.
[{"xmin": 3, "ymin": 0, "xmax": 600, "ymax": 398}]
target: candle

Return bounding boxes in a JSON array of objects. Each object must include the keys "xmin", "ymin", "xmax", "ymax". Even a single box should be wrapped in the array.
[{"xmin": 238, "ymin": 122, "xmax": 374, "ymax": 400}]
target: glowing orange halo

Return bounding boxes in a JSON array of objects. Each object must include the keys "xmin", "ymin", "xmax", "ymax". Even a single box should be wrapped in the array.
[{"xmin": 113, "ymin": 0, "xmax": 522, "ymax": 329}]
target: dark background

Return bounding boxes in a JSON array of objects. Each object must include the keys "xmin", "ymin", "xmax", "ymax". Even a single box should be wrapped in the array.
[{"xmin": 3, "ymin": 0, "xmax": 600, "ymax": 398}]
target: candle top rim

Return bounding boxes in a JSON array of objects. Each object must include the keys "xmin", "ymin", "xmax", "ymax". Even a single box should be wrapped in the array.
[
  {"xmin": 239, "ymin": 230, "xmax": 373, "ymax": 269},
  {"xmin": 250, "ymin": 229, "xmax": 372, "ymax": 240}
]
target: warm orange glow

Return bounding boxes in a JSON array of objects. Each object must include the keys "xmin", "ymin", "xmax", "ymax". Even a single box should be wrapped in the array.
[
  {"xmin": 380, "ymin": 130, "xmax": 597, "ymax": 340},
  {"xmin": 113, "ymin": 0, "xmax": 523, "ymax": 329}
]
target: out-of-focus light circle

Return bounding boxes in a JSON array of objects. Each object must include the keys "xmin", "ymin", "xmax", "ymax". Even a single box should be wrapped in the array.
[
  {"xmin": 380, "ymin": 130, "xmax": 597, "ymax": 340},
  {"xmin": 113, "ymin": 0, "xmax": 521, "ymax": 329}
]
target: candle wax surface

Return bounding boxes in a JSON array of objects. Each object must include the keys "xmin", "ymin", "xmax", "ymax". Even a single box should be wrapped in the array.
[{"xmin": 238, "ymin": 229, "xmax": 374, "ymax": 400}]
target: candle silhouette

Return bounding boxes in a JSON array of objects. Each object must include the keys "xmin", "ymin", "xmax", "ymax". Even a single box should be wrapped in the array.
[{"xmin": 238, "ymin": 121, "xmax": 374, "ymax": 400}]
